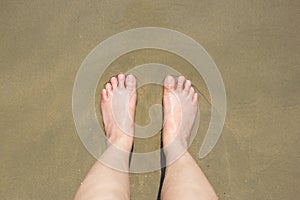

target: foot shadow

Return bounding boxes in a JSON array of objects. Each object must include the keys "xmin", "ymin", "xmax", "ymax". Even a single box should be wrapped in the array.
[{"xmin": 157, "ymin": 133, "xmax": 166, "ymax": 200}]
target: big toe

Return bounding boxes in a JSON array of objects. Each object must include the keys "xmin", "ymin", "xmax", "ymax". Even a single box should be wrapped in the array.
[
  {"xmin": 125, "ymin": 74, "xmax": 136, "ymax": 92},
  {"xmin": 164, "ymin": 75, "xmax": 175, "ymax": 91}
]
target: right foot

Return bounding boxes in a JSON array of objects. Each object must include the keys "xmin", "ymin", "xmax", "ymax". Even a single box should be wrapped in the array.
[
  {"xmin": 163, "ymin": 75, "xmax": 198, "ymax": 149},
  {"xmin": 100, "ymin": 73, "xmax": 137, "ymax": 151}
]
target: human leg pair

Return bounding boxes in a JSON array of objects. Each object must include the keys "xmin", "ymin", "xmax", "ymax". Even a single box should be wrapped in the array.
[{"xmin": 74, "ymin": 74, "xmax": 217, "ymax": 200}]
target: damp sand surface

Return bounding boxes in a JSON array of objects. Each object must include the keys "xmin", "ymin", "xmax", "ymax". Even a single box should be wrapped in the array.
[{"xmin": 1, "ymin": 1, "xmax": 299, "ymax": 199}]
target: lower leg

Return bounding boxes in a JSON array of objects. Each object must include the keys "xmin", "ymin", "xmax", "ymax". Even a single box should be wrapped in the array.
[
  {"xmin": 74, "ymin": 154, "xmax": 130, "ymax": 200},
  {"xmin": 161, "ymin": 151, "xmax": 217, "ymax": 200},
  {"xmin": 75, "ymin": 138, "xmax": 132, "ymax": 200}
]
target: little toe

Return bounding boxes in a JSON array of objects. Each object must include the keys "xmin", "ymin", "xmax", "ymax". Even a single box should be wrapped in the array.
[
  {"xmin": 176, "ymin": 76, "xmax": 185, "ymax": 92},
  {"xmin": 125, "ymin": 74, "xmax": 136, "ymax": 92},
  {"xmin": 184, "ymin": 80, "xmax": 191, "ymax": 93},
  {"xmin": 105, "ymin": 83, "xmax": 113, "ymax": 96},
  {"xmin": 117, "ymin": 73, "xmax": 125, "ymax": 89},
  {"xmin": 192, "ymin": 93, "xmax": 198, "ymax": 104},
  {"xmin": 110, "ymin": 77, "xmax": 118, "ymax": 89},
  {"xmin": 164, "ymin": 75, "xmax": 175, "ymax": 91},
  {"xmin": 101, "ymin": 89, "xmax": 108, "ymax": 101}
]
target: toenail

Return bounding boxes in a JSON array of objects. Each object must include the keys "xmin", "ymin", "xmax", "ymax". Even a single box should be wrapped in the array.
[
  {"xmin": 166, "ymin": 76, "xmax": 173, "ymax": 81},
  {"xmin": 127, "ymin": 74, "xmax": 134, "ymax": 80},
  {"xmin": 179, "ymin": 76, "xmax": 185, "ymax": 80}
]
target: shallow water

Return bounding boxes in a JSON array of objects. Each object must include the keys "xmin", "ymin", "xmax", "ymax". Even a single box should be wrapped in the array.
[{"xmin": 1, "ymin": 0, "xmax": 299, "ymax": 199}]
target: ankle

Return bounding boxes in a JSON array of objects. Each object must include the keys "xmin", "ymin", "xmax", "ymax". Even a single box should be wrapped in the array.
[
  {"xmin": 163, "ymin": 140, "xmax": 189, "ymax": 165},
  {"xmin": 107, "ymin": 134, "xmax": 133, "ymax": 152}
]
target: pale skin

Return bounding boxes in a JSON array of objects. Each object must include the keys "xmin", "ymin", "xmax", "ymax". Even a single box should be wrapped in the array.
[{"xmin": 74, "ymin": 74, "xmax": 218, "ymax": 200}]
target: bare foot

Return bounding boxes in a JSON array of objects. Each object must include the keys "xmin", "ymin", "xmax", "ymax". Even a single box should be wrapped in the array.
[
  {"xmin": 101, "ymin": 73, "xmax": 136, "ymax": 151},
  {"xmin": 163, "ymin": 75, "xmax": 198, "ymax": 150}
]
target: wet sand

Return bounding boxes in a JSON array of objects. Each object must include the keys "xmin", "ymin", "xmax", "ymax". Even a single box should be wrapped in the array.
[{"xmin": 1, "ymin": 0, "xmax": 299, "ymax": 199}]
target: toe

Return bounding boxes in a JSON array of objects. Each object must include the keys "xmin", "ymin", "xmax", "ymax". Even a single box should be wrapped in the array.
[
  {"xmin": 188, "ymin": 87, "xmax": 195, "ymax": 98},
  {"xmin": 110, "ymin": 77, "xmax": 118, "ymax": 89},
  {"xmin": 117, "ymin": 73, "xmax": 125, "ymax": 89},
  {"xmin": 184, "ymin": 80, "xmax": 191, "ymax": 93},
  {"xmin": 101, "ymin": 89, "xmax": 108, "ymax": 101},
  {"xmin": 105, "ymin": 83, "xmax": 113, "ymax": 96},
  {"xmin": 125, "ymin": 74, "xmax": 136, "ymax": 92},
  {"xmin": 176, "ymin": 76, "xmax": 185, "ymax": 92},
  {"xmin": 192, "ymin": 93, "xmax": 198, "ymax": 104},
  {"xmin": 164, "ymin": 75, "xmax": 175, "ymax": 91}
]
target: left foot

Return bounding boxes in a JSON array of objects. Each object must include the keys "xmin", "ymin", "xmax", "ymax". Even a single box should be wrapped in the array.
[{"xmin": 100, "ymin": 73, "xmax": 137, "ymax": 151}]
